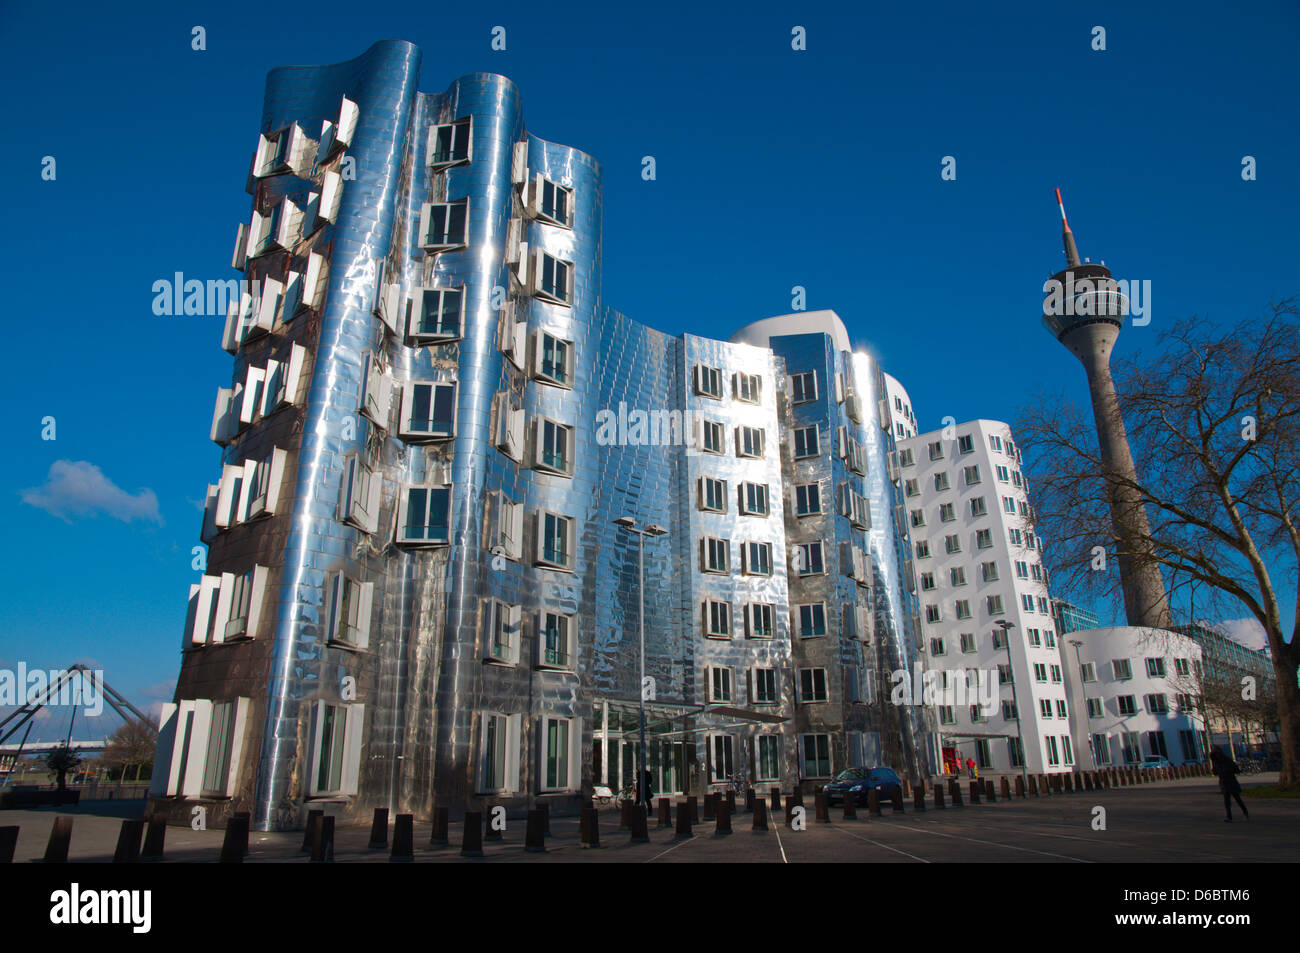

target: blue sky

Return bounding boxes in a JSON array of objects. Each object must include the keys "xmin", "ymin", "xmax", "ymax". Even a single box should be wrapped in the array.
[{"xmin": 1, "ymin": 0, "xmax": 1296, "ymax": 739}]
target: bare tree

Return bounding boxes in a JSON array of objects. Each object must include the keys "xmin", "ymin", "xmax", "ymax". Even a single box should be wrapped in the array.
[
  {"xmin": 1018, "ymin": 301, "xmax": 1300, "ymax": 788},
  {"xmin": 101, "ymin": 718, "xmax": 158, "ymax": 782}
]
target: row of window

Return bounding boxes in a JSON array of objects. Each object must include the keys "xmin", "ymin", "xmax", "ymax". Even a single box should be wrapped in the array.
[
  {"xmin": 697, "ymin": 599, "xmax": 870, "ymax": 641},
  {"xmin": 1092, "ymin": 729, "xmax": 1201, "ymax": 765},
  {"xmin": 1085, "ymin": 693, "xmax": 1188, "ymax": 719},
  {"xmin": 908, "ymin": 494, "xmax": 1035, "ymax": 526},
  {"xmin": 201, "ymin": 448, "xmax": 288, "ymax": 541},
  {"xmin": 902, "ymin": 431, "xmax": 1021, "ymax": 466},
  {"xmin": 692, "ymin": 365, "xmax": 765, "ymax": 404},
  {"xmin": 918, "ymin": 561, "xmax": 1046, "ymax": 590},
  {"xmin": 222, "ymin": 253, "xmax": 328, "ymax": 353},
  {"xmin": 151, "ymin": 697, "xmax": 252, "ymax": 799},
  {"xmin": 210, "ymin": 345, "xmax": 308, "ymax": 445},
  {"xmin": 922, "ymin": 591, "xmax": 1050, "ymax": 623},
  {"xmin": 481, "ymin": 600, "xmax": 577, "ymax": 670},
  {"xmin": 235, "ymin": 173, "xmax": 343, "ymax": 269},
  {"xmin": 913, "ymin": 526, "xmax": 1041, "ymax": 558},
  {"xmin": 1095, "ymin": 657, "xmax": 1197, "ymax": 682}
]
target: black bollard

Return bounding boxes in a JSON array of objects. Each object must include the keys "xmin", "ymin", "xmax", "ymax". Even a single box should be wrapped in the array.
[
  {"xmin": 657, "ymin": 797, "xmax": 672, "ymax": 828},
  {"xmin": 913, "ymin": 785, "xmax": 926, "ymax": 812},
  {"xmin": 1015, "ymin": 775, "xmax": 1026, "ymax": 798},
  {"xmin": 43, "ymin": 817, "xmax": 73, "ymax": 864},
  {"xmin": 524, "ymin": 809, "xmax": 546, "ymax": 853},
  {"xmin": 725, "ymin": 790, "xmax": 737, "ymax": 817},
  {"xmin": 580, "ymin": 806, "xmax": 601, "ymax": 848},
  {"xmin": 715, "ymin": 802, "xmax": 733, "ymax": 836},
  {"xmin": 629, "ymin": 803, "xmax": 649, "ymax": 844},
  {"xmin": 985, "ymin": 780, "xmax": 996, "ymax": 802},
  {"xmin": 141, "ymin": 814, "xmax": 166, "ymax": 862},
  {"xmin": 368, "ymin": 808, "xmax": 389, "ymax": 849},
  {"xmin": 0, "ymin": 826, "xmax": 18, "ymax": 864},
  {"xmin": 540, "ymin": 802, "xmax": 552, "ymax": 835},
  {"xmin": 232, "ymin": 811, "xmax": 251, "ymax": 856},
  {"xmin": 686, "ymin": 796, "xmax": 699, "ymax": 825},
  {"xmin": 969, "ymin": 781, "xmax": 981, "ymax": 804},
  {"xmin": 391, "ymin": 814, "xmax": 414, "ymax": 862},
  {"xmin": 950, "ymin": 782, "xmax": 963, "ymax": 807},
  {"xmin": 769, "ymin": 787, "xmax": 781, "ymax": 812},
  {"xmin": 462, "ymin": 811, "xmax": 484, "ymax": 858},
  {"xmin": 843, "ymin": 793, "xmax": 858, "ymax": 819},
  {"xmin": 744, "ymin": 788, "xmax": 755, "ymax": 813},
  {"xmin": 891, "ymin": 788, "xmax": 905, "ymax": 814},
  {"xmin": 311, "ymin": 816, "xmax": 336, "ymax": 863},
  {"xmin": 220, "ymin": 815, "xmax": 247, "ymax": 864},
  {"xmin": 1028, "ymin": 775, "xmax": 1039, "ymax": 796},
  {"xmin": 815, "ymin": 792, "xmax": 830, "ymax": 823},
  {"xmin": 934, "ymin": 785, "xmax": 946, "ymax": 809},
  {"xmin": 301, "ymin": 809, "xmax": 324, "ymax": 853},
  {"xmin": 1001, "ymin": 777, "xmax": 1012, "ymax": 800},
  {"xmin": 703, "ymin": 793, "xmax": 716, "ymax": 822},
  {"xmin": 484, "ymin": 804, "xmax": 504, "ymax": 842},
  {"xmin": 785, "ymin": 795, "xmax": 798, "ymax": 825},
  {"xmin": 868, "ymin": 788, "xmax": 882, "ymax": 816},
  {"xmin": 752, "ymin": 799, "xmax": 769, "ymax": 831},
  {"xmin": 619, "ymin": 799, "xmax": 631, "ymax": 831},
  {"xmin": 675, "ymin": 801, "xmax": 694, "ymax": 838},
  {"xmin": 113, "ymin": 819, "xmax": 143, "ymax": 864}
]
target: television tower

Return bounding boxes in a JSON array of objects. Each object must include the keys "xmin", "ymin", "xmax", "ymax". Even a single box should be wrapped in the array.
[{"xmin": 1041, "ymin": 190, "xmax": 1172, "ymax": 629}]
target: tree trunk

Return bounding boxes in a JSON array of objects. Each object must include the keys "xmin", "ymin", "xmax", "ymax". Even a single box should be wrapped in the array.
[{"xmin": 1273, "ymin": 649, "xmax": 1300, "ymax": 789}]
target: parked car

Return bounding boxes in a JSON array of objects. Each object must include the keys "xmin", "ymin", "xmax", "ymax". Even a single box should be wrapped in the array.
[
  {"xmin": 824, "ymin": 767, "xmax": 902, "ymax": 806},
  {"xmin": 1138, "ymin": 756, "xmax": 1172, "ymax": 771}
]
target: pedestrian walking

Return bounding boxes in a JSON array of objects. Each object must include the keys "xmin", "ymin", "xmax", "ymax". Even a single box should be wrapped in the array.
[{"xmin": 1210, "ymin": 747, "xmax": 1249, "ymax": 822}]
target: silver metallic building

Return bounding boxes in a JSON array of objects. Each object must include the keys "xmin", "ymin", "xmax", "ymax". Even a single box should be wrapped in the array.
[{"xmin": 148, "ymin": 41, "xmax": 930, "ymax": 831}]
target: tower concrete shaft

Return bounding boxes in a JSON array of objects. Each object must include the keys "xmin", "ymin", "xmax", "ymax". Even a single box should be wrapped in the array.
[{"xmin": 1043, "ymin": 191, "xmax": 1172, "ymax": 629}]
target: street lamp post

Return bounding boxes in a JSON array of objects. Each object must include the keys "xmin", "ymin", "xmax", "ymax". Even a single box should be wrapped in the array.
[
  {"xmin": 995, "ymin": 619, "xmax": 1028, "ymax": 789},
  {"xmin": 1069, "ymin": 638, "xmax": 1095, "ymax": 771},
  {"xmin": 613, "ymin": 517, "xmax": 667, "ymax": 813}
]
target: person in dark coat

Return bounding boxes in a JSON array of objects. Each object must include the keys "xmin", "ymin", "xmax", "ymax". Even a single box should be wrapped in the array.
[
  {"xmin": 1210, "ymin": 747, "xmax": 1249, "ymax": 821},
  {"xmin": 636, "ymin": 767, "xmax": 654, "ymax": 808}
]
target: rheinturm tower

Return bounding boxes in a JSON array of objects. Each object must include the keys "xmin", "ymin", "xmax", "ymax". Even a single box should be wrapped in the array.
[{"xmin": 1041, "ymin": 190, "xmax": 1172, "ymax": 629}]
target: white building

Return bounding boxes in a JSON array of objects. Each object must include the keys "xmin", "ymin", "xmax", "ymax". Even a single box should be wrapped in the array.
[
  {"xmin": 883, "ymin": 373, "xmax": 918, "ymax": 441},
  {"xmin": 900, "ymin": 419, "xmax": 1078, "ymax": 776},
  {"xmin": 1068, "ymin": 626, "xmax": 1206, "ymax": 767}
]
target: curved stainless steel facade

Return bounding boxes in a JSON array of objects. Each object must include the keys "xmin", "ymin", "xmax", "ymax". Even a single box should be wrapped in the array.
[{"xmin": 155, "ymin": 42, "xmax": 932, "ymax": 831}]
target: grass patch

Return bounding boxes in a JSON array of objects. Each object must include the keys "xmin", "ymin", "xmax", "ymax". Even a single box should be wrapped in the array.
[{"xmin": 1242, "ymin": 784, "xmax": 1300, "ymax": 799}]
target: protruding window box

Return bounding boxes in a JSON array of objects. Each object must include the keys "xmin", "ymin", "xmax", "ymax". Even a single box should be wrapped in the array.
[
  {"xmin": 537, "ymin": 612, "xmax": 574, "ymax": 671},
  {"xmin": 318, "ymin": 96, "xmax": 359, "ymax": 161},
  {"xmin": 360, "ymin": 352, "xmax": 392, "ymax": 428},
  {"xmin": 247, "ymin": 197, "xmax": 302, "ymax": 260},
  {"xmin": 532, "ymin": 331, "xmax": 573, "ymax": 388},
  {"xmin": 484, "ymin": 600, "xmax": 522, "ymax": 665},
  {"xmin": 339, "ymin": 456, "xmax": 382, "ymax": 535},
  {"xmin": 325, "ymin": 572, "xmax": 374, "ymax": 651},
  {"xmin": 428, "ymin": 118, "xmax": 471, "ymax": 170},
  {"xmin": 523, "ymin": 174, "xmax": 574, "ymax": 228},
  {"xmin": 494, "ymin": 395, "xmax": 524, "ymax": 461},
  {"xmin": 396, "ymin": 485, "xmax": 451, "ymax": 546},
  {"xmin": 405, "ymin": 287, "xmax": 463, "ymax": 344},
  {"xmin": 535, "ymin": 511, "xmax": 576, "ymax": 571},
  {"xmin": 419, "ymin": 200, "xmax": 468, "ymax": 251},
  {"xmin": 529, "ymin": 249, "xmax": 573, "ymax": 306},
  {"xmin": 398, "ymin": 382, "xmax": 457, "ymax": 442},
  {"xmin": 254, "ymin": 123, "xmax": 308, "ymax": 178},
  {"xmin": 532, "ymin": 418, "xmax": 574, "ymax": 476}
]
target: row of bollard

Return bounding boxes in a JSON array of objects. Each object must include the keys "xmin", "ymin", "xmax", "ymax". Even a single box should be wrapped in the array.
[{"xmin": 8, "ymin": 765, "xmax": 1213, "ymax": 863}]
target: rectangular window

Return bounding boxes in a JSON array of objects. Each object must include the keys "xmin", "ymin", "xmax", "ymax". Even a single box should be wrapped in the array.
[
  {"xmin": 541, "ymin": 716, "xmax": 577, "ymax": 791},
  {"xmin": 485, "ymin": 600, "xmax": 522, "ymax": 665},
  {"xmin": 531, "ymin": 176, "xmax": 574, "ymax": 228},
  {"xmin": 701, "ymin": 419, "xmax": 725, "ymax": 454},
  {"xmin": 708, "ymin": 667, "xmax": 733, "ymax": 703},
  {"xmin": 694, "ymin": 364, "xmax": 723, "ymax": 398},
  {"xmin": 796, "ymin": 603, "xmax": 827, "ymax": 638},
  {"xmin": 944, "ymin": 534, "xmax": 961, "ymax": 554},
  {"xmin": 709, "ymin": 734, "xmax": 735, "ymax": 783},
  {"xmin": 930, "ymin": 636, "xmax": 946, "ymax": 655},
  {"xmin": 1087, "ymin": 698, "xmax": 1103, "ymax": 718},
  {"xmin": 955, "ymin": 600, "xmax": 971, "ymax": 620},
  {"xmin": 800, "ymin": 734, "xmax": 832, "ymax": 778},
  {"xmin": 739, "ymin": 482, "xmax": 770, "ymax": 516},
  {"xmin": 399, "ymin": 382, "xmax": 457, "ymax": 440},
  {"xmin": 915, "ymin": 540, "xmax": 930, "ymax": 559},
  {"xmin": 960, "ymin": 633, "xmax": 977, "ymax": 653},
  {"xmin": 420, "ymin": 200, "xmax": 469, "ymax": 250},
  {"xmin": 700, "ymin": 536, "xmax": 730, "ymax": 574},
  {"xmin": 928, "ymin": 441, "xmax": 944, "ymax": 461},
  {"xmin": 797, "ymin": 668, "xmax": 828, "ymax": 703},
  {"xmin": 987, "ymin": 595, "xmax": 1003, "ymax": 614},
  {"xmin": 699, "ymin": 476, "xmax": 727, "ymax": 513},
  {"xmin": 1034, "ymin": 663, "xmax": 1048, "ymax": 682},
  {"xmin": 734, "ymin": 372, "xmax": 761, "ymax": 403},
  {"xmin": 539, "ymin": 611, "xmax": 573, "ymax": 669},
  {"xmin": 746, "ymin": 603, "xmax": 775, "ymax": 640},
  {"xmin": 534, "ymin": 332, "xmax": 574, "ymax": 387},
  {"xmin": 795, "ymin": 541, "xmax": 824, "ymax": 575},
  {"xmin": 920, "ymin": 572, "xmax": 935, "ymax": 591},
  {"xmin": 795, "ymin": 482, "xmax": 821, "ymax": 516},
  {"xmin": 397, "ymin": 485, "xmax": 451, "ymax": 545},
  {"xmin": 793, "ymin": 424, "xmax": 819, "ymax": 459},
  {"xmin": 1145, "ymin": 694, "xmax": 1169, "ymax": 714},
  {"xmin": 752, "ymin": 668, "xmax": 778, "ymax": 704},
  {"xmin": 536, "ymin": 511, "xmax": 576, "ymax": 570},
  {"xmin": 310, "ymin": 701, "xmax": 364, "ymax": 797},
  {"xmin": 478, "ymin": 712, "xmax": 521, "ymax": 794},
  {"xmin": 703, "ymin": 599, "xmax": 731, "ymax": 638},
  {"xmin": 1002, "ymin": 701, "xmax": 1018, "ymax": 722},
  {"xmin": 1039, "ymin": 698, "xmax": 1053, "ymax": 718},
  {"xmin": 1113, "ymin": 659, "xmax": 1133, "ymax": 680},
  {"xmin": 939, "ymin": 502, "xmax": 956, "ymax": 522},
  {"xmin": 1117, "ymin": 695, "xmax": 1137, "ymax": 716},
  {"xmin": 1027, "ymin": 628, "xmax": 1041, "ymax": 646},
  {"xmin": 1045, "ymin": 736, "xmax": 1060, "ymax": 767},
  {"xmin": 742, "ymin": 541, "xmax": 773, "ymax": 576},
  {"xmin": 1145, "ymin": 657, "xmax": 1167, "ymax": 678},
  {"xmin": 534, "ymin": 418, "xmax": 574, "ymax": 475},
  {"xmin": 904, "ymin": 478, "xmax": 919, "ymax": 498},
  {"xmin": 429, "ymin": 117, "xmax": 471, "ymax": 168},
  {"xmin": 790, "ymin": 371, "xmax": 817, "ymax": 404},
  {"xmin": 407, "ymin": 287, "xmax": 463, "ymax": 342},
  {"xmin": 325, "ymin": 572, "xmax": 374, "ymax": 650},
  {"xmin": 970, "ymin": 497, "xmax": 987, "ymax": 517},
  {"xmin": 737, "ymin": 426, "xmax": 765, "ymax": 458},
  {"xmin": 1093, "ymin": 734, "xmax": 1111, "ymax": 765},
  {"xmin": 934, "ymin": 472, "xmax": 951, "ymax": 491},
  {"xmin": 899, "ymin": 448, "xmax": 914, "ymax": 467},
  {"xmin": 939, "ymin": 706, "xmax": 955, "ymax": 725},
  {"xmin": 755, "ymin": 735, "xmax": 781, "ymax": 781},
  {"xmin": 1080, "ymin": 662, "xmax": 1096, "ymax": 682},
  {"xmin": 958, "ymin": 434, "xmax": 974, "ymax": 454},
  {"xmin": 911, "ymin": 508, "xmax": 926, "ymax": 528},
  {"xmin": 976, "ymin": 529, "xmax": 993, "ymax": 549}
]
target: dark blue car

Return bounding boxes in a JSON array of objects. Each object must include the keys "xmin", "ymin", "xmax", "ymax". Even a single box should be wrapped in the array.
[{"xmin": 824, "ymin": 766, "xmax": 902, "ymax": 806}]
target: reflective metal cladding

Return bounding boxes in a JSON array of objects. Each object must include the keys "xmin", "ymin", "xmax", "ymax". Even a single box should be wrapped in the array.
[{"xmin": 150, "ymin": 41, "xmax": 931, "ymax": 831}]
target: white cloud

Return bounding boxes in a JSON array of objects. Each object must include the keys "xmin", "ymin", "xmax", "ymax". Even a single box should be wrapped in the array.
[
  {"xmin": 21, "ymin": 460, "xmax": 162, "ymax": 525},
  {"xmin": 1213, "ymin": 617, "xmax": 1268, "ymax": 651}
]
